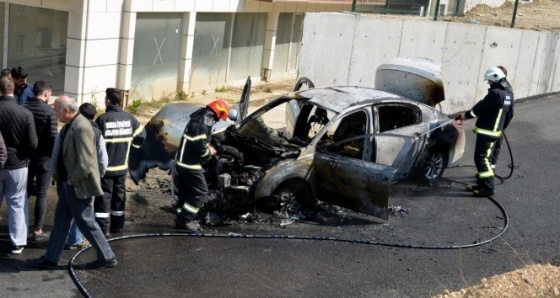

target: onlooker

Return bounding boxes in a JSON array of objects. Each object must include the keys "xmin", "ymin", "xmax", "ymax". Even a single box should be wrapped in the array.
[
  {"xmin": 0, "ymin": 77, "xmax": 38, "ymax": 254},
  {"xmin": 95, "ymin": 88, "xmax": 145, "ymax": 235},
  {"xmin": 65, "ymin": 102, "xmax": 108, "ymax": 250},
  {"xmin": 27, "ymin": 96, "xmax": 117, "ymax": 270},
  {"xmin": 1, "ymin": 68, "xmax": 12, "ymax": 79},
  {"xmin": 24, "ymin": 81, "xmax": 58, "ymax": 241},
  {"xmin": 11, "ymin": 66, "xmax": 34, "ymax": 105},
  {"xmin": 0, "ymin": 131, "xmax": 7, "ymax": 168}
]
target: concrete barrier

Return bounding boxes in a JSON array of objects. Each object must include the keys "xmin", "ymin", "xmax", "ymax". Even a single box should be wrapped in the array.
[{"xmin": 298, "ymin": 12, "xmax": 560, "ymax": 113}]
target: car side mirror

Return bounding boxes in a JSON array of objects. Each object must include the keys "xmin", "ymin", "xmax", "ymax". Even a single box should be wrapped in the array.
[{"xmin": 229, "ymin": 109, "xmax": 238, "ymax": 121}]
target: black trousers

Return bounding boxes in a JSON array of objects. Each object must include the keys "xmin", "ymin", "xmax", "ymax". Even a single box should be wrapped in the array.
[
  {"xmin": 175, "ymin": 169, "xmax": 209, "ymax": 224},
  {"xmin": 474, "ymin": 134, "xmax": 497, "ymax": 191},
  {"xmin": 27, "ymin": 157, "xmax": 52, "ymax": 230},
  {"xmin": 94, "ymin": 174, "xmax": 126, "ymax": 234}
]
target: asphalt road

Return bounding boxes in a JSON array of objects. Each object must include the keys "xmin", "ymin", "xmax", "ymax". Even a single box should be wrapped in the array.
[{"xmin": 1, "ymin": 94, "xmax": 559, "ymax": 298}]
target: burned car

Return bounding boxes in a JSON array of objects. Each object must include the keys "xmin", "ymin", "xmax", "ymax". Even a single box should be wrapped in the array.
[{"xmin": 129, "ymin": 58, "xmax": 464, "ymax": 221}]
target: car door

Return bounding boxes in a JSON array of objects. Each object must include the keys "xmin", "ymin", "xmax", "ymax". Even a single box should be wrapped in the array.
[
  {"xmin": 285, "ymin": 77, "xmax": 315, "ymax": 138},
  {"xmin": 313, "ymin": 110, "xmax": 396, "ymax": 220},
  {"xmin": 237, "ymin": 76, "xmax": 251, "ymax": 121},
  {"xmin": 373, "ymin": 103, "xmax": 427, "ymax": 182}
]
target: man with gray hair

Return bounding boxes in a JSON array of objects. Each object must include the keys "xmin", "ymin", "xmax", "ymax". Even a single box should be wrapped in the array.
[{"xmin": 28, "ymin": 95, "xmax": 117, "ymax": 270}]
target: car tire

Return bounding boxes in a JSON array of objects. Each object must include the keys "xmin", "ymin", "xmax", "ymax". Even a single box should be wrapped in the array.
[
  {"xmin": 420, "ymin": 148, "xmax": 447, "ymax": 184},
  {"xmin": 264, "ymin": 180, "xmax": 314, "ymax": 211}
]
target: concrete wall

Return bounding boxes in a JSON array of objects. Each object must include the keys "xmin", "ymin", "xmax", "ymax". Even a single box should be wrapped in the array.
[{"xmin": 298, "ymin": 12, "xmax": 560, "ymax": 113}]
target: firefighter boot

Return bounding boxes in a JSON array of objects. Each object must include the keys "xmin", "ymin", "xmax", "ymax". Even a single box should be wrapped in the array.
[
  {"xmin": 472, "ymin": 188, "xmax": 495, "ymax": 197},
  {"xmin": 175, "ymin": 211, "xmax": 201, "ymax": 233},
  {"xmin": 465, "ymin": 184, "xmax": 481, "ymax": 192}
]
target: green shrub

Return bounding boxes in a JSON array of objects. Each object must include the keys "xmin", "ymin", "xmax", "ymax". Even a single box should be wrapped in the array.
[
  {"xmin": 128, "ymin": 99, "xmax": 142, "ymax": 114},
  {"xmin": 215, "ymin": 86, "xmax": 230, "ymax": 93},
  {"xmin": 176, "ymin": 90, "xmax": 188, "ymax": 101}
]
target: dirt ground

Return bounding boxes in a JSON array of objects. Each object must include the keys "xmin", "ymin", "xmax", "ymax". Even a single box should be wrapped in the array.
[
  {"xmin": 445, "ymin": 0, "xmax": 560, "ymax": 31},
  {"xmin": 123, "ymin": 76, "xmax": 560, "ymax": 298}
]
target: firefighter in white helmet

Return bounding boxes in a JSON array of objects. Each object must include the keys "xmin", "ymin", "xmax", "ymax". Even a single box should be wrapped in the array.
[{"xmin": 456, "ymin": 66, "xmax": 514, "ymax": 197}]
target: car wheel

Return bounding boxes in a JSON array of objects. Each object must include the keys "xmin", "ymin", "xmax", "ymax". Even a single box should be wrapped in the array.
[
  {"xmin": 421, "ymin": 148, "xmax": 447, "ymax": 183},
  {"xmin": 264, "ymin": 180, "xmax": 313, "ymax": 211}
]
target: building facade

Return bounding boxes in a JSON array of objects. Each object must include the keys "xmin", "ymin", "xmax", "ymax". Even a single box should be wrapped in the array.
[{"xmin": 0, "ymin": 0, "xmax": 351, "ymax": 104}]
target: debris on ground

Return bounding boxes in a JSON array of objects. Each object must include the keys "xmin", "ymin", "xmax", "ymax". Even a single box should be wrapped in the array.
[{"xmin": 389, "ymin": 205, "xmax": 409, "ymax": 217}]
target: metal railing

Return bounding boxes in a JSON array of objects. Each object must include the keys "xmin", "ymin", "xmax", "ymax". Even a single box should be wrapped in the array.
[{"xmin": 352, "ymin": 0, "xmax": 560, "ymax": 31}]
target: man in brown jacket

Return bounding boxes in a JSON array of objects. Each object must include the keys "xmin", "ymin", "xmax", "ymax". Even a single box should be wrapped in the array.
[{"xmin": 28, "ymin": 96, "xmax": 117, "ymax": 270}]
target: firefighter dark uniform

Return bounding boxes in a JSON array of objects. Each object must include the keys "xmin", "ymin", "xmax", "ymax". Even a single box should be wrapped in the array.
[
  {"xmin": 174, "ymin": 100, "xmax": 228, "ymax": 231},
  {"xmin": 95, "ymin": 103, "xmax": 146, "ymax": 234},
  {"xmin": 463, "ymin": 67, "xmax": 513, "ymax": 196},
  {"xmin": 490, "ymin": 79, "xmax": 514, "ymax": 167}
]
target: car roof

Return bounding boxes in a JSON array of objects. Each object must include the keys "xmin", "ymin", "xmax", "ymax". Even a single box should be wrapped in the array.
[{"xmin": 290, "ymin": 86, "xmax": 402, "ymax": 113}]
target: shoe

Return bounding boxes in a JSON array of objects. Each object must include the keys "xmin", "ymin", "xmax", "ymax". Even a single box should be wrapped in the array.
[
  {"xmin": 175, "ymin": 220, "xmax": 201, "ymax": 233},
  {"xmin": 64, "ymin": 239, "xmax": 90, "ymax": 250},
  {"xmin": 84, "ymin": 258, "xmax": 117, "ymax": 269},
  {"xmin": 110, "ymin": 228, "xmax": 123, "ymax": 234},
  {"xmin": 473, "ymin": 188, "xmax": 495, "ymax": 197},
  {"xmin": 27, "ymin": 256, "xmax": 57, "ymax": 269},
  {"xmin": 465, "ymin": 184, "xmax": 480, "ymax": 192},
  {"xmin": 33, "ymin": 231, "xmax": 51, "ymax": 242},
  {"xmin": 11, "ymin": 245, "xmax": 24, "ymax": 254}
]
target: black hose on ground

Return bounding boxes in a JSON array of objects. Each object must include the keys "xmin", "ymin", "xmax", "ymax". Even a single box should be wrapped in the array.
[{"xmin": 68, "ymin": 193, "xmax": 509, "ymax": 298}]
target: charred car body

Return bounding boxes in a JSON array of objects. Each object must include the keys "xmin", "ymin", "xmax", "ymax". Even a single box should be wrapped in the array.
[{"xmin": 129, "ymin": 58, "xmax": 464, "ymax": 221}]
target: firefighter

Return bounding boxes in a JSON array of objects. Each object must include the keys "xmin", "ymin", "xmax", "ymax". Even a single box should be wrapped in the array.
[
  {"xmin": 174, "ymin": 99, "xmax": 229, "ymax": 232},
  {"xmin": 95, "ymin": 88, "xmax": 146, "ymax": 235},
  {"xmin": 489, "ymin": 65, "xmax": 514, "ymax": 169},
  {"xmin": 457, "ymin": 67, "xmax": 514, "ymax": 197}
]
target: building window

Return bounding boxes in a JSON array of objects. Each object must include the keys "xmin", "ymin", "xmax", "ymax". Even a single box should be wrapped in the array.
[
  {"xmin": 131, "ymin": 13, "xmax": 182, "ymax": 101},
  {"xmin": 8, "ymin": 5, "xmax": 68, "ymax": 94}
]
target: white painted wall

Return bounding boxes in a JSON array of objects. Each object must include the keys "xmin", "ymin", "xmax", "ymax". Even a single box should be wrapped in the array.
[
  {"xmin": 9, "ymin": 0, "xmax": 351, "ymax": 103},
  {"xmin": 298, "ymin": 13, "xmax": 560, "ymax": 114}
]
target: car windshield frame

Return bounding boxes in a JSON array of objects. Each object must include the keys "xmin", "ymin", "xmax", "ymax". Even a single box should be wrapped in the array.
[{"xmin": 236, "ymin": 96, "xmax": 338, "ymax": 148}]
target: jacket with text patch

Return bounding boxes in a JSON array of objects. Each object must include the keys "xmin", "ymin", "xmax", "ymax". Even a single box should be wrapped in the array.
[{"xmin": 95, "ymin": 105, "xmax": 146, "ymax": 176}]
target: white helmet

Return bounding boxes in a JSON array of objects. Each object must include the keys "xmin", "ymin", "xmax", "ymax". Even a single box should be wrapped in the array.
[{"xmin": 484, "ymin": 67, "xmax": 506, "ymax": 82}]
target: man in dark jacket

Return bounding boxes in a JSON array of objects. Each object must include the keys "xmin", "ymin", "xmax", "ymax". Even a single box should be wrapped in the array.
[
  {"xmin": 174, "ymin": 99, "xmax": 229, "ymax": 232},
  {"xmin": 0, "ymin": 77, "xmax": 38, "ymax": 254},
  {"xmin": 458, "ymin": 67, "xmax": 514, "ymax": 197},
  {"xmin": 95, "ymin": 88, "xmax": 145, "ymax": 235},
  {"xmin": 11, "ymin": 66, "xmax": 34, "ymax": 105},
  {"xmin": 24, "ymin": 80, "xmax": 58, "ymax": 241}
]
